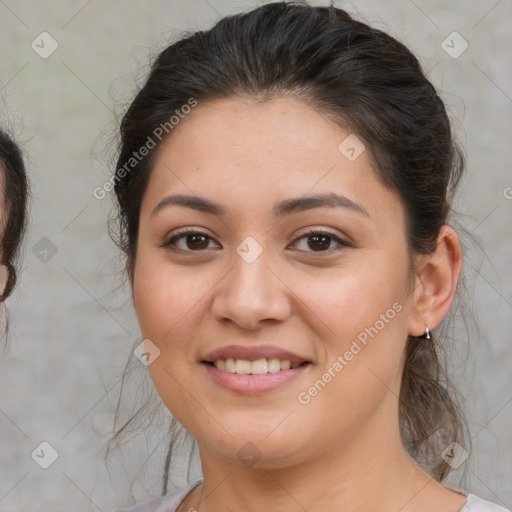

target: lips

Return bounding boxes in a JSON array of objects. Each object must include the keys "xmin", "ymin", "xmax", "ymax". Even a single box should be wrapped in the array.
[
  {"xmin": 201, "ymin": 345, "xmax": 314, "ymax": 394},
  {"xmin": 201, "ymin": 344, "xmax": 312, "ymax": 365}
]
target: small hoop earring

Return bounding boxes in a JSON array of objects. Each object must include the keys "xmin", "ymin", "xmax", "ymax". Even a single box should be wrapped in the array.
[{"xmin": 424, "ymin": 325, "xmax": 431, "ymax": 340}]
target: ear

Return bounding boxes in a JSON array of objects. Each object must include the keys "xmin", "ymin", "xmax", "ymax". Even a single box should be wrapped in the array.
[{"xmin": 408, "ymin": 226, "xmax": 462, "ymax": 337}]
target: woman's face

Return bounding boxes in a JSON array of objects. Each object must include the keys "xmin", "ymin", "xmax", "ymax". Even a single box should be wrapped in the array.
[{"xmin": 133, "ymin": 97, "xmax": 419, "ymax": 468}]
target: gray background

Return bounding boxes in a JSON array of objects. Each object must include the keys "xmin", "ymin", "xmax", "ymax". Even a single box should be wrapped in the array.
[{"xmin": 0, "ymin": 1, "xmax": 510, "ymax": 510}]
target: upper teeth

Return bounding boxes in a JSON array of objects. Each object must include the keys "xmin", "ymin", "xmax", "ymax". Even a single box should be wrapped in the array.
[{"xmin": 213, "ymin": 358, "xmax": 301, "ymax": 374}]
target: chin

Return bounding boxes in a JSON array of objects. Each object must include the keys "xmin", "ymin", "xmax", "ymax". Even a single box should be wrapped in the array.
[{"xmin": 195, "ymin": 422, "xmax": 308, "ymax": 469}]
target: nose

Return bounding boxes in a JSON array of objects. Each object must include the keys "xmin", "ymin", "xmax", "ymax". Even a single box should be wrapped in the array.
[{"xmin": 210, "ymin": 248, "xmax": 292, "ymax": 330}]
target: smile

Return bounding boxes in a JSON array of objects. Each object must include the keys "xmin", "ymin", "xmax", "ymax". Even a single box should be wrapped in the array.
[
  {"xmin": 201, "ymin": 359, "xmax": 312, "ymax": 395},
  {"xmin": 209, "ymin": 357, "xmax": 306, "ymax": 374}
]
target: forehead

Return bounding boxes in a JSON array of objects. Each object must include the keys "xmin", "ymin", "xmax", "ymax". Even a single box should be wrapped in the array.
[
  {"xmin": 141, "ymin": 96, "xmax": 403, "ymax": 226},
  {"xmin": 159, "ymin": 95, "xmax": 355, "ymax": 164}
]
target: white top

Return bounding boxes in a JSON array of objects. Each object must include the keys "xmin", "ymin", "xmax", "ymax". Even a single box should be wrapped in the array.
[{"xmin": 114, "ymin": 479, "xmax": 511, "ymax": 512}]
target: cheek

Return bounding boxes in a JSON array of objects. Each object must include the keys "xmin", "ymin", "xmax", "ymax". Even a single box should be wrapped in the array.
[
  {"xmin": 132, "ymin": 253, "xmax": 211, "ymax": 426},
  {"xmin": 132, "ymin": 250, "xmax": 219, "ymax": 390},
  {"xmin": 300, "ymin": 257, "xmax": 410, "ymax": 408},
  {"xmin": 133, "ymin": 250, "xmax": 208, "ymax": 342},
  {"xmin": 302, "ymin": 261, "xmax": 408, "ymax": 347}
]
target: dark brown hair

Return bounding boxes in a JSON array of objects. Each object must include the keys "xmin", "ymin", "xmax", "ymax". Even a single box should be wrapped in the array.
[
  {"xmin": 0, "ymin": 128, "xmax": 29, "ymax": 304},
  {"xmin": 108, "ymin": 0, "xmax": 469, "ymax": 492}
]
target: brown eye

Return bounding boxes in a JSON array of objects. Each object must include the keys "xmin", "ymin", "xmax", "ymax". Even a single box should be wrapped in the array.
[
  {"xmin": 290, "ymin": 230, "xmax": 351, "ymax": 253},
  {"xmin": 164, "ymin": 230, "xmax": 219, "ymax": 252},
  {"xmin": 185, "ymin": 233, "xmax": 210, "ymax": 250},
  {"xmin": 307, "ymin": 233, "xmax": 331, "ymax": 251}
]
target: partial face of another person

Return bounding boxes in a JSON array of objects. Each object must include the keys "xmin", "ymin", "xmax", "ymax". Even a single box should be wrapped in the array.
[
  {"xmin": 0, "ymin": 131, "xmax": 28, "ymax": 306},
  {"xmin": 131, "ymin": 96, "xmax": 427, "ymax": 468},
  {"xmin": 0, "ymin": 169, "xmax": 7, "ymax": 297},
  {"xmin": 0, "ymin": 162, "xmax": 12, "ymax": 302}
]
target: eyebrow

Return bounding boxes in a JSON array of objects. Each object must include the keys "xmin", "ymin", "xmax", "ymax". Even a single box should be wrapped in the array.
[{"xmin": 151, "ymin": 192, "xmax": 370, "ymax": 218}]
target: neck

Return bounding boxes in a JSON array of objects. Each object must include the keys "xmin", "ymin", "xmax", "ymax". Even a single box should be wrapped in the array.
[{"xmin": 186, "ymin": 418, "xmax": 437, "ymax": 512}]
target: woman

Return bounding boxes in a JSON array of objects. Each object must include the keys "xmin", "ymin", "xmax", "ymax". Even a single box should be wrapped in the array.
[
  {"xmin": 110, "ymin": 2, "xmax": 509, "ymax": 511},
  {"xmin": 0, "ymin": 128, "xmax": 28, "ymax": 309}
]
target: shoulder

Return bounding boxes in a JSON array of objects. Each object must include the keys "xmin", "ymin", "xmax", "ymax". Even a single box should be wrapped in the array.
[
  {"xmin": 461, "ymin": 494, "xmax": 511, "ymax": 512},
  {"xmin": 112, "ymin": 479, "xmax": 203, "ymax": 512}
]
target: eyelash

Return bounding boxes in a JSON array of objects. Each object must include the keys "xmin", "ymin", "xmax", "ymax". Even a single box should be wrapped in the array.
[{"xmin": 162, "ymin": 227, "xmax": 352, "ymax": 255}]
